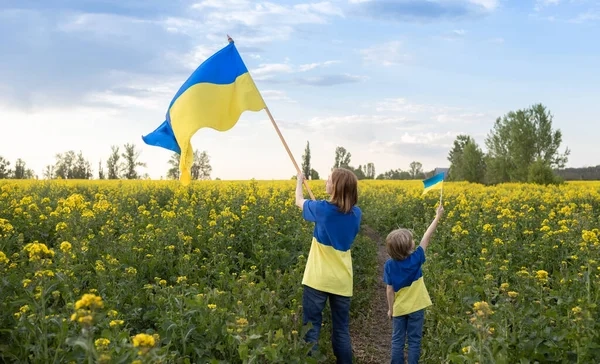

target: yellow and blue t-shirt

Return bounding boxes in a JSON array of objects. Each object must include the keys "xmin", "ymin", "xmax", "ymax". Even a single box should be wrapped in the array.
[
  {"xmin": 302, "ymin": 200, "xmax": 362, "ymax": 297},
  {"xmin": 383, "ymin": 246, "xmax": 432, "ymax": 317}
]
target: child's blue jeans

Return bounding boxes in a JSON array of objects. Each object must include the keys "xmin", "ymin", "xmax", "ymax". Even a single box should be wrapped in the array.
[
  {"xmin": 302, "ymin": 285, "xmax": 353, "ymax": 364},
  {"xmin": 391, "ymin": 309, "xmax": 425, "ymax": 364}
]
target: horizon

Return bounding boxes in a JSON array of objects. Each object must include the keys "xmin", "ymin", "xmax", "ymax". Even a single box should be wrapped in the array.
[{"xmin": 1, "ymin": 0, "xmax": 598, "ymax": 180}]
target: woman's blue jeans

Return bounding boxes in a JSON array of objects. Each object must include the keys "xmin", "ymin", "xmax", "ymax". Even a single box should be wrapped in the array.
[{"xmin": 302, "ymin": 285, "xmax": 353, "ymax": 364}]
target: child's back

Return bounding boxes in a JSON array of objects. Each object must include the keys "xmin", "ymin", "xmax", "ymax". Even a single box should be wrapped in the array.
[
  {"xmin": 384, "ymin": 245, "xmax": 432, "ymax": 317},
  {"xmin": 384, "ymin": 204, "xmax": 443, "ymax": 364}
]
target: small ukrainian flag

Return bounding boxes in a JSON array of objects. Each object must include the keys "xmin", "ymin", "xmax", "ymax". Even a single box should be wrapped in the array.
[{"xmin": 422, "ymin": 172, "xmax": 445, "ymax": 195}]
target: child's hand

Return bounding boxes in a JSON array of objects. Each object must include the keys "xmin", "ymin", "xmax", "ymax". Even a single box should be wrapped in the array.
[
  {"xmin": 436, "ymin": 204, "xmax": 444, "ymax": 218},
  {"xmin": 387, "ymin": 310, "xmax": 392, "ymax": 320},
  {"xmin": 297, "ymin": 173, "xmax": 305, "ymax": 182}
]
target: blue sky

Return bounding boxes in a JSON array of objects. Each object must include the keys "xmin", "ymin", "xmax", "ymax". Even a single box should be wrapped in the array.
[{"xmin": 1, "ymin": 0, "xmax": 598, "ymax": 180}]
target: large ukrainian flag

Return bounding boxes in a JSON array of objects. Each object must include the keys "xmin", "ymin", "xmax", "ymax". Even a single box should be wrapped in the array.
[{"xmin": 142, "ymin": 40, "xmax": 266, "ymax": 185}]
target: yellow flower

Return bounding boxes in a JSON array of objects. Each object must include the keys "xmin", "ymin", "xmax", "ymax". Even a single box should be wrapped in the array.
[
  {"xmin": 236, "ymin": 317, "xmax": 249, "ymax": 326},
  {"xmin": 23, "ymin": 242, "xmax": 55, "ymax": 262},
  {"xmin": 132, "ymin": 333, "xmax": 156, "ymax": 348},
  {"xmin": 109, "ymin": 319, "xmax": 124, "ymax": 327},
  {"xmin": 473, "ymin": 301, "xmax": 494, "ymax": 317},
  {"xmin": 535, "ymin": 270, "xmax": 549, "ymax": 283},
  {"xmin": 571, "ymin": 306, "xmax": 582, "ymax": 314},
  {"xmin": 207, "ymin": 304, "xmax": 217, "ymax": 310},
  {"xmin": 461, "ymin": 346, "xmax": 471, "ymax": 354},
  {"xmin": 60, "ymin": 241, "xmax": 72, "ymax": 253},
  {"xmin": 0, "ymin": 251, "xmax": 9, "ymax": 265},
  {"xmin": 500, "ymin": 283, "xmax": 509, "ymax": 291},
  {"xmin": 176, "ymin": 276, "xmax": 187, "ymax": 284},
  {"xmin": 508, "ymin": 291, "xmax": 518, "ymax": 298},
  {"xmin": 74, "ymin": 293, "xmax": 104, "ymax": 310},
  {"xmin": 94, "ymin": 338, "xmax": 110, "ymax": 350}
]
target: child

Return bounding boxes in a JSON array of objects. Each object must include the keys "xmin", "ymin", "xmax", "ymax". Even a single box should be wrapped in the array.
[
  {"xmin": 295, "ymin": 168, "xmax": 362, "ymax": 364},
  {"xmin": 384, "ymin": 204, "xmax": 444, "ymax": 364}
]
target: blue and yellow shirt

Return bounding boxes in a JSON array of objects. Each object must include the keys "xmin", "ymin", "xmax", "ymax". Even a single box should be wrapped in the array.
[
  {"xmin": 383, "ymin": 246, "xmax": 432, "ymax": 316},
  {"xmin": 302, "ymin": 200, "xmax": 362, "ymax": 297}
]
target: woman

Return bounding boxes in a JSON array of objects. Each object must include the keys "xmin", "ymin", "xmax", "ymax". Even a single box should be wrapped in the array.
[{"xmin": 295, "ymin": 168, "xmax": 362, "ymax": 364}]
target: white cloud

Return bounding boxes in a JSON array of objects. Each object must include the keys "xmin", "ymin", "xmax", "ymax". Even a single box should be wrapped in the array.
[
  {"xmin": 535, "ymin": 0, "xmax": 561, "ymax": 11},
  {"xmin": 570, "ymin": 10, "xmax": 600, "ymax": 23},
  {"xmin": 252, "ymin": 63, "xmax": 294, "ymax": 80},
  {"xmin": 186, "ymin": 1, "xmax": 343, "ymax": 45},
  {"xmin": 375, "ymin": 98, "xmax": 434, "ymax": 113},
  {"xmin": 468, "ymin": 0, "xmax": 499, "ymax": 11},
  {"xmin": 298, "ymin": 60, "xmax": 340, "ymax": 72},
  {"xmin": 261, "ymin": 90, "xmax": 296, "ymax": 103},
  {"xmin": 295, "ymin": 2, "xmax": 345, "ymax": 17},
  {"xmin": 360, "ymin": 41, "xmax": 411, "ymax": 66},
  {"xmin": 488, "ymin": 37, "xmax": 505, "ymax": 43}
]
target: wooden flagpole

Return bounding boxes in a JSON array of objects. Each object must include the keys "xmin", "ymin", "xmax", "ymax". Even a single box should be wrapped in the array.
[
  {"xmin": 264, "ymin": 107, "xmax": 316, "ymax": 200},
  {"xmin": 228, "ymin": 35, "xmax": 316, "ymax": 200}
]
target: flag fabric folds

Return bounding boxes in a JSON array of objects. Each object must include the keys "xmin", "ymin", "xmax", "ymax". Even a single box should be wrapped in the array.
[
  {"xmin": 422, "ymin": 172, "xmax": 445, "ymax": 195},
  {"xmin": 142, "ymin": 41, "xmax": 266, "ymax": 185}
]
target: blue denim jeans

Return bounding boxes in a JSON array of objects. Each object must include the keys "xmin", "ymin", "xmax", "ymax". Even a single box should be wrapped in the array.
[
  {"xmin": 391, "ymin": 309, "xmax": 425, "ymax": 364},
  {"xmin": 302, "ymin": 285, "xmax": 353, "ymax": 364}
]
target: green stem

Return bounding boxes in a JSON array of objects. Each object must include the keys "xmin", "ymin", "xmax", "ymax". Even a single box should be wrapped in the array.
[{"xmin": 41, "ymin": 283, "xmax": 48, "ymax": 362}]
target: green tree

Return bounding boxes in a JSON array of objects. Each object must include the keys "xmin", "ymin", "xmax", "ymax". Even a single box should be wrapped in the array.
[
  {"xmin": 167, "ymin": 153, "xmax": 180, "ymax": 180},
  {"xmin": 121, "ymin": 143, "xmax": 146, "ymax": 180},
  {"xmin": 376, "ymin": 169, "xmax": 412, "ymax": 180},
  {"xmin": 353, "ymin": 165, "xmax": 366, "ymax": 180},
  {"xmin": 0, "ymin": 156, "xmax": 11, "ymax": 178},
  {"xmin": 13, "ymin": 159, "xmax": 35, "ymax": 179},
  {"xmin": 333, "ymin": 146, "xmax": 351, "ymax": 169},
  {"xmin": 98, "ymin": 161, "xmax": 105, "ymax": 180},
  {"xmin": 358, "ymin": 163, "xmax": 376, "ymax": 179},
  {"xmin": 447, "ymin": 135, "xmax": 485, "ymax": 183},
  {"xmin": 461, "ymin": 141, "xmax": 486, "ymax": 183},
  {"xmin": 302, "ymin": 141, "xmax": 311, "ymax": 179},
  {"xmin": 107, "ymin": 146, "xmax": 121, "ymax": 179},
  {"xmin": 528, "ymin": 158, "xmax": 560, "ymax": 185},
  {"xmin": 485, "ymin": 104, "xmax": 569, "ymax": 184},
  {"xmin": 447, "ymin": 135, "xmax": 474, "ymax": 181},
  {"xmin": 54, "ymin": 151, "xmax": 92, "ymax": 179},
  {"xmin": 310, "ymin": 168, "xmax": 320, "ymax": 180},
  {"xmin": 409, "ymin": 161, "xmax": 423, "ymax": 179},
  {"xmin": 43, "ymin": 165, "xmax": 54, "ymax": 180},
  {"xmin": 191, "ymin": 150, "xmax": 212, "ymax": 180}
]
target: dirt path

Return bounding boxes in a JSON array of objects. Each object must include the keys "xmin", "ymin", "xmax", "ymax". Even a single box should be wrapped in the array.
[{"xmin": 351, "ymin": 225, "xmax": 392, "ymax": 363}]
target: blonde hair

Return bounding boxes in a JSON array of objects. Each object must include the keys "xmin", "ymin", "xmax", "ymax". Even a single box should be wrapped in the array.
[
  {"xmin": 329, "ymin": 168, "xmax": 358, "ymax": 214},
  {"xmin": 386, "ymin": 229, "xmax": 414, "ymax": 260}
]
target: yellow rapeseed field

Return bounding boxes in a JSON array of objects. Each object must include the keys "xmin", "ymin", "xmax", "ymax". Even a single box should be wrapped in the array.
[{"xmin": 0, "ymin": 179, "xmax": 599, "ymax": 363}]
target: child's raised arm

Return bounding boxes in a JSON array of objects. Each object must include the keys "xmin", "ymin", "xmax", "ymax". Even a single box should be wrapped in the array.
[
  {"xmin": 419, "ymin": 204, "xmax": 444, "ymax": 251},
  {"xmin": 295, "ymin": 173, "xmax": 306, "ymax": 209}
]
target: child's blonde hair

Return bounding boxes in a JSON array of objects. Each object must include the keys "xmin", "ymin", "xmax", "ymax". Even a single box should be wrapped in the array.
[
  {"xmin": 385, "ymin": 228, "xmax": 414, "ymax": 260},
  {"xmin": 329, "ymin": 168, "xmax": 358, "ymax": 214}
]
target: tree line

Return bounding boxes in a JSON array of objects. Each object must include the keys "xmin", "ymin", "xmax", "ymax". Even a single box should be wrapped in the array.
[
  {"xmin": 299, "ymin": 142, "xmax": 435, "ymax": 181},
  {"xmin": 1, "ymin": 103, "xmax": 597, "ymax": 183},
  {"xmin": 0, "ymin": 144, "xmax": 213, "ymax": 181},
  {"xmin": 446, "ymin": 103, "xmax": 580, "ymax": 185},
  {"xmin": 300, "ymin": 103, "xmax": 597, "ymax": 184}
]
